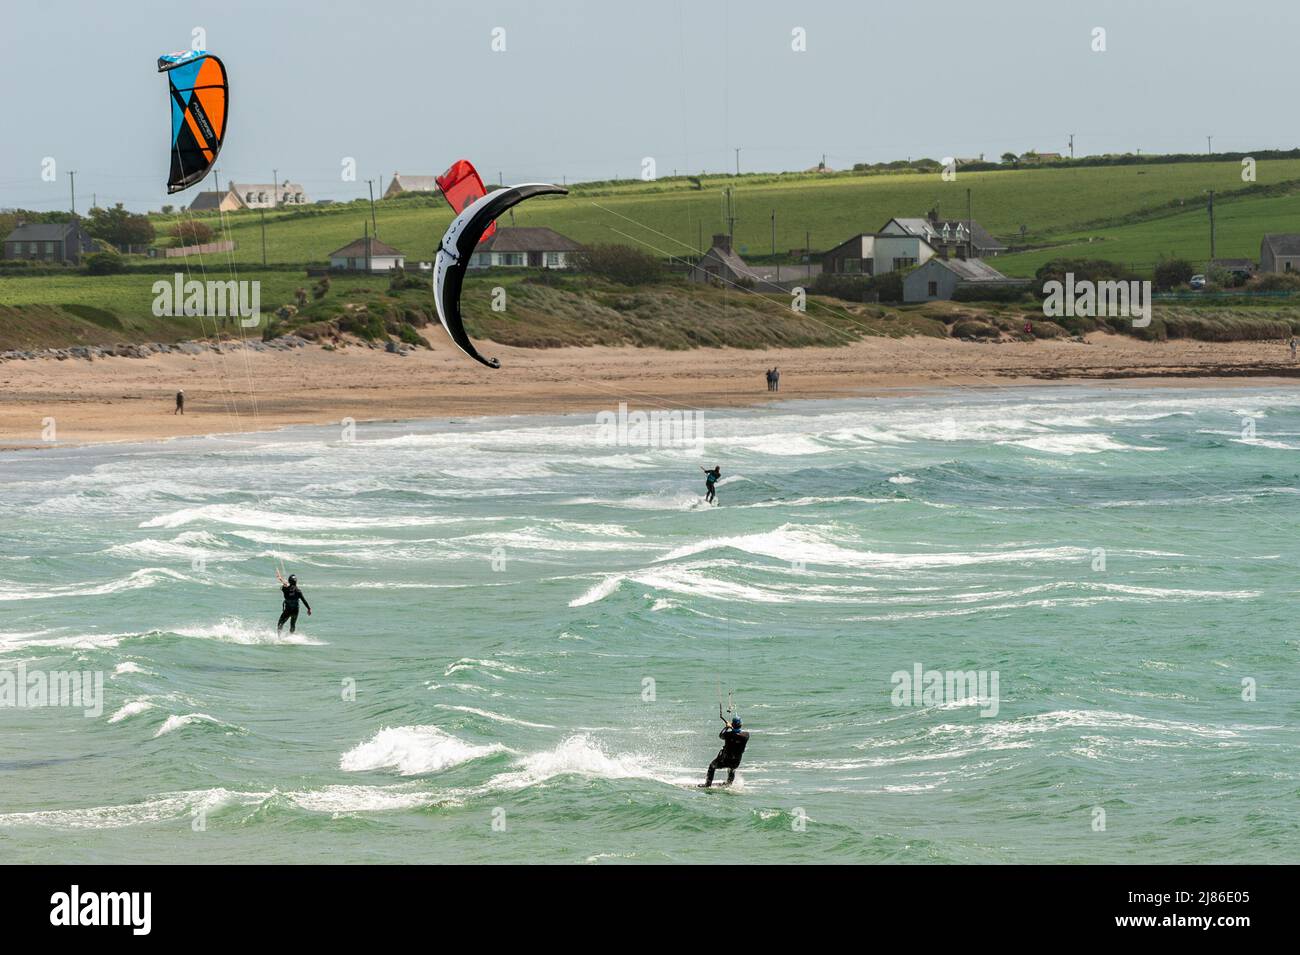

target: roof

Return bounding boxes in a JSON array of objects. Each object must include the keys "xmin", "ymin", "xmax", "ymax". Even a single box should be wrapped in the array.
[
  {"xmin": 886, "ymin": 216, "xmax": 1006, "ymax": 252},
  {"xmin": 1208, "ymin": 258, "xmax": 1256, "ymax": 270},
  {"xmin": 476, "ymin": 227, "xmax": 582, "ymax": 253},
  {"xmin": 1261, "ymin": 234, "xmax": 1300, "ymax": 256},
  {"xmin": 387, "ymin": 174, "xmax": 438, "ymax": 193},
  {"xmin": 187, "ymin": 191, "xmax": 243, "ymax": 211},
  {"xmin": 825, "ymin": 232, "xmax": 934, "ymax": 257},
  {"xmin": 924, "ymin": 257, "xmax": 1012, "ymax": 282},
  {"xmin": 4, "ymin": 221, "xmax": 81, "ymax": 242},
  {"xmin": 328, "ymin": 237, "xmax": 405, "ymax": 258}
]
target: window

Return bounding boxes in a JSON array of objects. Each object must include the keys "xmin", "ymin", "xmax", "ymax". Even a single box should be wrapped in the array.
[
  {"xmin": 546, "ymin": 252, "xmax": 561, "ymax": 267},
  {"xmin": 893, "ymin": 257, "xmax": 917, "ymax": 270},
  {"xmin": 500, "ymin": 253, "xmax": 524, "ymax": 266},
  {"xmin": 843, "ymin": 257, "xmax": 861, "ymax": 274},
  {"xmin": 927, "ymin": 281, "xmax": 938, "ymax": 297}
]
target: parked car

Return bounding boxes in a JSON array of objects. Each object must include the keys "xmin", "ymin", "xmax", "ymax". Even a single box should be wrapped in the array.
[{"xmin": 1189, "ymin": 274, "xmax": 1207, "ymax": 289}]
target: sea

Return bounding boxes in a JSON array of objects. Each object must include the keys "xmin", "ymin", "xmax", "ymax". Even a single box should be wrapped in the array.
[{"xmin": 1, "ymin": 385, "xmax": 1297, "ymax": 863}]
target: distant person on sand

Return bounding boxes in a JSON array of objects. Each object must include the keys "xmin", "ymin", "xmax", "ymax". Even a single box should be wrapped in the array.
[
  {"xmin": 1290, "ymin": 337, "xmax": 1297, "ymax": 362},
  {"xmin": 765, "ymin": 368, "xmax": 774, "ymax": 391},
  {"xmin": 772, "ymin": 367, "xmax": 780, "ymax": 392},
  {"xmin": 174, "ymin": 390, "xmax": 184, "ymax": 415},
  {"xmin": 701, "ymin": 716, "xmax": 749, "ymax": 788},
  {"xmin": 701, "ymin": 465, "xmax": 721, "ymax": 504},
  {"xmin": 275, "ymin": 571, "xmax": 312, "ymax": 634}
]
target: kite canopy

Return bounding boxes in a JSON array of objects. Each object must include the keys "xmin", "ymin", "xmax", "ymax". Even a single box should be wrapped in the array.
[
  {"xmin": 158, "ymin": 50, "xmax": 228, "ymax": 194},
  {"xmin": 433, "ymin": 179, "xmax": 568, "ymax": 369},
  {"xmin": 436, "ymin": 160, "xmax": 495, "ymax": 243}
]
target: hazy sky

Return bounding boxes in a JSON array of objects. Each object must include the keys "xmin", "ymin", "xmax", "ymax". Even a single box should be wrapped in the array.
[{"xmin": 3, "ymin": 0, "xmax": 1297, "ymax": 212}]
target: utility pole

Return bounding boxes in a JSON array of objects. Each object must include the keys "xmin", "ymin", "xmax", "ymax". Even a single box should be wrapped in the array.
[
  {"xmin": 272, "ymin": 168, "xmax": 278, "ymax": 207},
  {"xmin": 734, "ymin": 147, "xmax": 741, "ymax": 176},
  {"xmin": 364, "ymin": 219, "xmax": 371, "ymax": 273},
  {"xmin": 1207, "ymin": 136, "xmax": 1213, "ymax": 155},
  {"xmin": 1208, "ymin": 190, "xmax": 1216, "ymax": 261},
  {"xmin": 771, "ymin": 209, "xmax": 776, "ymax": 257},
  {"xmin": 1068, "ymin": 133, "xmax": 1075, "ymax": 159},
  {"xmin": 366, "ymin": 179, "xmax": 378, "ymax": 236},
  {"xmin": 259, "ymin": 208, "xmax": 267, "ymax": 265},
  {"xmin": 966, "ymin": 187, "xmax": 973, "ymax": 260},
  {"xmin": 68, "ymin": 170, "xmax": 76, "ymax": 215},
  {"xmin": 724, "ymin": 188, "xmax": 737, "ymax": 241}
]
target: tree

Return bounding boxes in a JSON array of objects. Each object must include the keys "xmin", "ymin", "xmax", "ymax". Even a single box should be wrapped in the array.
[
  {"xmin": 85, "ymin": 203, "xmax": 154, "ymax": 251},
  {"xmin": 169, "ymin": 220, "xmax": 214, "ymax": 246},
  {"xmin": 1000, "ymin": 152, "xmax": 1018, "ymax": 164}
]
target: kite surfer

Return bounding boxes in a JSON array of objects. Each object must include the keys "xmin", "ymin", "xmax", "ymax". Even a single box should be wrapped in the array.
[
  {"xmin": 275, "ymin": 571, "xmax": 312, "ymax": 634},
  {"xmin": 701, "ymin": 465, "xmax": 721, "ymax": 504},
  {"xmin": 701, "ymin": 716, "xmax": 749, "ymax": 788}
]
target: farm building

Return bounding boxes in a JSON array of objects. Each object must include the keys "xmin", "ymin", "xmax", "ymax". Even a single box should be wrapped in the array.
[
  {"xmin": 468, "ymin": 227, "xmax": 582, "ymax": 269},
  {"xmin": 383, "ymin": 174, "xmax": 439, "ymax": 198},
  {"xmin": 902, "ymin": 257, "xmax": 1023, "ymax": 303},
  {"xmin": 1259, "ymin": 235, "xmax": 1300, "ymax": 274},
  {"xmin": 328, "ymin": 237, "xmax": 405, "ymax": 272},
  {"xmin": 188, "ymin": 190, "xmax": 246, "ymax": 212},
  {"xmin": 689, "ymin": 234, "xmax": 762, "ymax": 285},
  {"xmin": 1207, "ymin": 258, "xmax": 1257, "ymax": 281},
  {"xmin": 821, "ymin": 231, "xmax": 934, "ymax": 276},
  {"xmin": 229, "ymin": 182, "xmax": 308, "ymax": 209},
  {"xmin": 2, "ymin": 219, "xmax": 97, "ymax": 264}
]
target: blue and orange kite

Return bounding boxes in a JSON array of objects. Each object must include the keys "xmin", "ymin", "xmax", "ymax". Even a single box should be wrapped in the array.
[{"xmin": 158, "ymin": 50, "xmax": 228, "ymax": 193}]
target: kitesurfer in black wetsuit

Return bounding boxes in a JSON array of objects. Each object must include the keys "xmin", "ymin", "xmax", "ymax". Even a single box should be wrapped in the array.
[
  {"xmin": 275, "ymin": 572, "xmax": 312, "ymax": 634},
  {"xmin": 702, "ymin": 717, "xmax": 749, "ymax": 787},
  {"xmin": 701, "ymin": 465, "xmax": 721, "ymax": 504}
]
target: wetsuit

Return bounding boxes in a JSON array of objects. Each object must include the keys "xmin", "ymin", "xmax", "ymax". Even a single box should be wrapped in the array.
[
  {"xmin": 277, "ymin": 584, "xmax": 311, "ymax": 633},
  {"xmin": 704, "ymin": 727, "xmax": 749, "ymax": 786},
  {"xmin": 705, "ymin": 469, "xmax": 720, "ymax": 503}
]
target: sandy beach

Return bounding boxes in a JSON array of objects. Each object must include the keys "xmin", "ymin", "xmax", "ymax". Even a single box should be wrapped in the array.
[{"xmin": 1, "ymin": 331, "xmax": 1297, "ymax": 449}]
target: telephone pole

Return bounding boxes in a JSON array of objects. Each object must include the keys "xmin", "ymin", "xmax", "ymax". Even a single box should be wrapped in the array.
[
  {"xmin": 734, "ymin": 147, "xmax": 741, "ymax": 176},
  {"xmin": 259, "ymin": 208, "xmax": 267, "ymax": 265},
  {"xmin": 1206, "ymin": 136, "xmax": 1213, "ymax": 155},
  {"xmin": 770, "ymin": 209, "xmax": 776, "ymax": 256},
  {"xmin": 1208, "ymin": 190, "xmax": 1216, "ymax": 261},
  {"xmin": 272, "ymin": 168, "xmax": 278, "ymax": 207},
  {"xmin": 365, "ymin": 179, "xmax": 378, "ymax": 235},
  {"xmin": 1068, "ymin": 133, "xmax": 1075, "ymax": 159},
  {"xmin": 68, "ymin": 170, "xmax": 76, "ymax": 215}
]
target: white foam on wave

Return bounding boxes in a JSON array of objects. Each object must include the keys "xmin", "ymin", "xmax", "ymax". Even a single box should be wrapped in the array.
[
  {"xmin": 112, "ymin": 661, "xmax": 150, "ymax": 677},
  {"xmin": 152, "ymin": 713, "xmax": 243, "ymax": 738},
  {"xmin": 340, "ymin": 725, "xmax": 508, "ymax": 776},
  {"xmin": 1002, "ymin": 433, "xmax": 1162, "ymax": 455},
  {"xmin": 0, "ymin": 567, "xmax": 190, "ymax": 602},
  {"xmin": 888, "ymin": 474, "xmax": 917, "ymax": 485},
  {"xmin": 108, "ymin": 698, "xmax": 156, "ymax": 723},
  {"xmin": 443, "ymin": 658, "xmax": 533, "ymax": 678},
  {"xmin": 433, "ymin": 705, "xmax": 554, "ymax": 729},
  {"xmin": 0, "ymin": 788, "xmax": 248, "ymax": 830},
  {"xmin": 484, "ymin": 734, "xmax": 687, "ymax": 791},
  {"xmin": 142, "ymin": 503, "xmax": 458, "ymax": 532},
  {"xmin": 173, "ymin": 616, "xmax": 325, "ymax": 646}
]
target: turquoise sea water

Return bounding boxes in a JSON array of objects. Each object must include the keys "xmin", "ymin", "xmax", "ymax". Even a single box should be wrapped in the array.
[{"xmin": 1, "ymin": 385, "xmax": 1297, "ymax": 863}]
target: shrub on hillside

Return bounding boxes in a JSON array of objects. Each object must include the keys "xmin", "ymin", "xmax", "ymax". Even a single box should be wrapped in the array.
[
  {"xmin": 571, "ymin": 244, "xmax": 662, "ymax": 285},
  {"xmin": 83, "ymin": 251, "xmax": 125, "ymax": 275},
  {"xmin": 1032, "ymin": 258, "xmax": 1141, "ymax": 299},
  {"xmin": 1153, "ymin": 257, "xmax": 1195, "ymax": 290},
  {"xmin": 951, "ymin": 319, "xmax": 1000, "ymax": 339},
  {"xmin": 169, "ymin": 220, "xmax": 214, "ymax": 246},
  {"xmin": 952, "ymin": 283, "xmax": 1032, "ymax": 304},
  {"xmin": 1247, "ymin": 272, "xmax": 1300, "ymax": 292}
]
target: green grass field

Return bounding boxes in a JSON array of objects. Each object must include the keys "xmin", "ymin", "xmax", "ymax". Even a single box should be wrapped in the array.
[{"xmin": 143, "ymin": 158, "xmax": 1300, "ymax": 271}]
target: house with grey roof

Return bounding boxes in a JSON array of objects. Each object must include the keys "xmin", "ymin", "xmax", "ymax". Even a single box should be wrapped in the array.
[
  {"xmin": 2, "ymin": 219, "xmax": 97, "ymax": 264},
  {"xmin": 328, "ymin": 237, "xmax": 405, "ymax": 272},
  {"xmin": 689, "ymin": 234, "xmax": 762, "ymax": 286},
  {"xmin": 229, "ymin": 182, "xmax": 308, "ymax": 209},
  {"xmin": 468, "ymin": 227, "xmax": 583, "ymax": 269},
  {"xmin": 188, "ymin": 190, "xmax": 246, "ymax": 212},
  {"xmin": 822, "ymin": 231, "xmax": 935, "ymax": 276},
  {"xmin": 383, "ymin": 174, "xmax": 439, "ymax": 198},
  {"xmin": 902, "ymin": 257, "xmax": 1025, "ymax": 303},
  {"xmin": 882, "ymin": 210, "xmax": 1007, "ymax": 258},
  {"xmin": 1259, "ymin": 235, "xmax": 1300, "ymax": 274}
]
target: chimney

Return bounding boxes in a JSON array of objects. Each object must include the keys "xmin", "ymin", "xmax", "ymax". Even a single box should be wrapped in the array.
[{"xmin": 712, "ymin": 233, "xmax": 730, "ymax": 253}]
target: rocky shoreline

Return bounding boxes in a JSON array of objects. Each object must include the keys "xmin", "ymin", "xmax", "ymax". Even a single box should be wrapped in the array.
[{"xmin": 0, "ymin": 335, "xmax": 421, "ymax": 362}]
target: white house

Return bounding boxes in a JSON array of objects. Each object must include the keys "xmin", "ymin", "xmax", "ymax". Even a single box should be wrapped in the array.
[
  {"xmin": 383, "ymin": 174, "xmax": 439, "ymax": 198},
  {"xmin": 229, "ymin": 181, "xmax": 308, "ymax": 209},
  {"xmin": 882, "ymin": 212, "xmax": 1007, "ymax": 257},
  {"xmin": 328, "ymin": 237, "xmax": 405, "ymax": 272},
  {"xmin": 821, "ymin": 232, "xmax": 934, "ymax": 276},
  {"xmin": 468, "ymin": 227, "xmax": 582, "ymax": 269}
]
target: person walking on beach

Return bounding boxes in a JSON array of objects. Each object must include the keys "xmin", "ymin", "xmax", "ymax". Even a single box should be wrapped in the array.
[
  {"xmin": 700, "ymin": 716, "xmax": 749, "ymax": 788},
  {"xmin": 174, "ymin": 390, "xmax": 185, "ymax": 415},
  {"xmin": 275, "ymin": 571, "xmax": 312, "ymax": 634},
  {"xmin": 701, "ymin": 465, "xmax": 721, "ymax": 504},
  {"xmin": 765, "ymin": 368, "xmax": 774, "ymax": 392},
  {"xmin": 1290, "ymin": 337, "xmax": 1297, "ymax": 362},
  {"xmin": 771, "ymin": 367, "xmax": 780, "ymax": 392}
]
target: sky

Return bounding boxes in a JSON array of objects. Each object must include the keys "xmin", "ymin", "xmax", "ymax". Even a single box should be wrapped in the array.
[{"xmin": 2, "ymin": 0, "xmax": 1297, "ymax": 212}]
